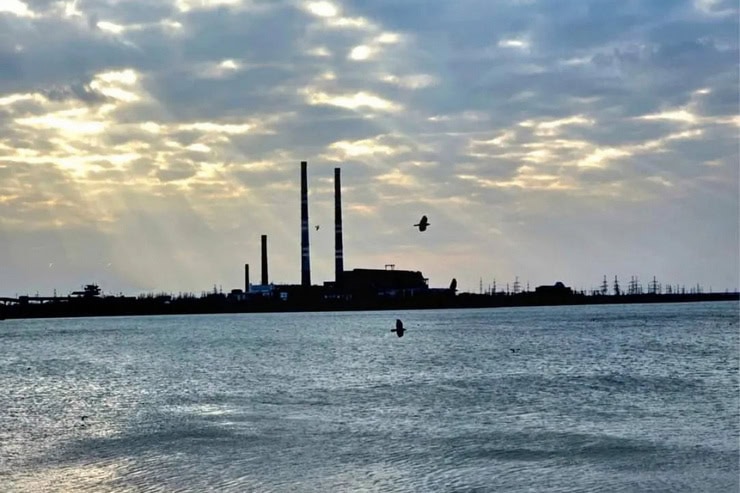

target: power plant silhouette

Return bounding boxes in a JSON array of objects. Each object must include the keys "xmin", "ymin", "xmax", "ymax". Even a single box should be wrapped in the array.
[
  {"xmin": 240, "ymin": 161, "xmax": 436, "ymax": 303},
  {"xmin": 1, "ymin": 160, "xmax": 737, "ymax": 319}
]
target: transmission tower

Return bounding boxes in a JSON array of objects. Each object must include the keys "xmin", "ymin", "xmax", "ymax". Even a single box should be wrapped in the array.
[{"xmin": 648, "ymin": 276, "xmax": 660, "ymax": 294}]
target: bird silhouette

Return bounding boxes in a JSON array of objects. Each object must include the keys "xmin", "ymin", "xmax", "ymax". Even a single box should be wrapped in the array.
[
  {"xmin": 315, "ymin": 225, "xmax": 320, "ymax": 231},
  {"xmin": 414, "ymin": 215, "xmax": 430, "ymax": 232},
  {"xmin": 391, "ymin": 318, "xmax": 405, "ymax": 337}
]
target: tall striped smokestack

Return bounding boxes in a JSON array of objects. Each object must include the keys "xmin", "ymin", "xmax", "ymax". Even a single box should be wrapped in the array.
[
  {"xmin": 300, "ymin": 161, "xmax": 311, "ymax": 287},
  {"xmin": 261, "ymin": 235, "xmax": 268, "ymax": 285},
  {"xmin": 334, "ymin": 167, "xmax": 344, "ymax": 285}
]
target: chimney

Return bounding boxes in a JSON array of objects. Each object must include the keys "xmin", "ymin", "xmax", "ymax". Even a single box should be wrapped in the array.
[
  {"xmin": 261, "ymin": 235, "xmax": 268, "ymax": 285},
  {"xmin": 244, "ymin": 263, "xmax": 250, "ymax": 292},
  {"xmin": 300, "ymin": 161, "xmax": 311, "ymax": 287},
  {"xmin": 334, "ymin": 167, "xmax": 344, "ymax": 285}
]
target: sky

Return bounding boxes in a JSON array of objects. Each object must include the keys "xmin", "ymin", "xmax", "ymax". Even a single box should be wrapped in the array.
[{"xmin": 0, "ymin": 0, "xmax": 738, "ymax": 297}]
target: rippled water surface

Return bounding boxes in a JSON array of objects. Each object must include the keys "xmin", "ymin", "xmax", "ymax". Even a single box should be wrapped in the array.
[{"xmin": 1, "ymin": 302, "xmax": 738, "ymax": 492}]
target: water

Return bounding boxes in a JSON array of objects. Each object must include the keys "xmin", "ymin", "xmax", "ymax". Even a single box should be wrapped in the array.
[{"xmin": 1, "ymin": 302, "xmax": 737, "ymax": 492}]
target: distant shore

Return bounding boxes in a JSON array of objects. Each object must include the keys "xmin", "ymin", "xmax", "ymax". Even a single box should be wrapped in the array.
[{"xmin": 1, "ymin": 291, "xmax": 737, "ymax": 320}]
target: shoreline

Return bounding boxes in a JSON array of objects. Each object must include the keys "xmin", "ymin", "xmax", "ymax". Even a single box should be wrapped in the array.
[{"xmin": 2, "ymin": 292, "xmax": 737, "ymax": 320}]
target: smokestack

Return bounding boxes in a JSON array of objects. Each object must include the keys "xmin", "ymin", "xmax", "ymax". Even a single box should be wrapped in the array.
[
  {"xmin": 261, "ymin": 235, "xmax": 268, "ymax": 285},
  {"xmin": 334, "ymin": 167, "xmax": 344, "ymax": 285},
  {"xmin": 244, "ymin": 263, "xmax": 250, "ymax": 292},
  {"xmin": 300, "ymin": 161, "xmax": 311, "ymax": 287}
]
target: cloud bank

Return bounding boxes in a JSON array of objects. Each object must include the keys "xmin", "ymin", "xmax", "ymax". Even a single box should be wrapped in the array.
[{"xmin": 0, "ymin": 0, "xmax": 737, "ymax": 295}]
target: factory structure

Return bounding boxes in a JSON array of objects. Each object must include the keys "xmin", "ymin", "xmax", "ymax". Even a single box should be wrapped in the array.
[
  {"xmin": 233, "ymin": 161, "xmax": 453, "ymax": 307},
  {"xmin": 5, "ymin": 159, "xmax": 734, "ymax": 319}
]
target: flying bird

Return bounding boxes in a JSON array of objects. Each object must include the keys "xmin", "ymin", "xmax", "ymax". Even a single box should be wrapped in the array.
[
  {"xmin": 391, "ymin": 318, "xmax": 406, "ymax": 337},
  {"xmin": 315, "ymin": 225, "xmax": 320, "ymax": 231},
  {"xmin": 414, "ymin": 215, "xmax": 430, "ymax": 232}
]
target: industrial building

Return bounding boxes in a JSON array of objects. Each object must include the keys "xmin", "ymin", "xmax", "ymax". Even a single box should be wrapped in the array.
[{"xmin": 241, "ymin": 160, "xmax": 443, "ymax": 305}]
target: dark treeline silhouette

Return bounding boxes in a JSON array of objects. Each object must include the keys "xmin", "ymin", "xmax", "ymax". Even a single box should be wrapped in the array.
[{"xmin": 1, "ymin": 284, "xmax": 737, "ymax": 320}]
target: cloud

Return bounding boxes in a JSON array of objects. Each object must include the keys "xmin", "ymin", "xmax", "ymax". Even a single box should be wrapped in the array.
[{"xmin": 0, "ymin": 0, "xmax": 737, "ymax": 296}]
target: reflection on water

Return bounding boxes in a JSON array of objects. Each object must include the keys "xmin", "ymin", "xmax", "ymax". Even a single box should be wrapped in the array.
[{"xmin": 1, "ymin": 302, "xmax": 738, "ymax": 492}]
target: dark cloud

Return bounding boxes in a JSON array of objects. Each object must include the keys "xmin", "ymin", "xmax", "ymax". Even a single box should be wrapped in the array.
[
  {"xmin": 79, "ymin": 0, "xmax": 176, "ymax": 24},
  {"xmin": 0, "ymin": 18, "xmax": 138, "ymax": 94},
  {"xmin": 143, "ymin": 67, "xmax": 305, "ymax": 121},
  {"xmin": 22, "ymin": 0, "xmax": 63, "ymax": 11},
  {"xmin": 155, "ymin": 161, "xmax": 199, "ymax": 182},
  {"xmin": 181, "ymin": 4, "xmax": 304, "ymax": 64},
  {"xmin": 264, "ymin": 111, "xmax": 383, "ymax": 148},
  {"xmin": 0, "ymin": 49, "xmax": 22, "ymax": 82},
  {"xmin": 42, "ymin": 82, "xmax": 109, "ymax": 103},
  {"xmin": 695, "ymin": 79, "xmax": 739, "ymax": 117}
]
